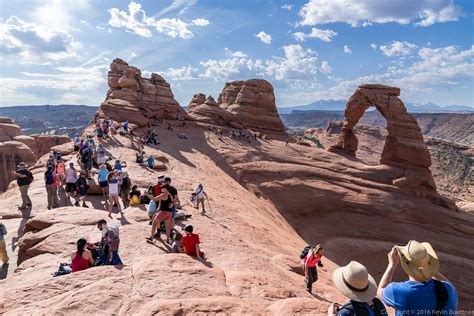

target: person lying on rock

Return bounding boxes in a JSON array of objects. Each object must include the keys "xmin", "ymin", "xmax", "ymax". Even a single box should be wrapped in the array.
[
  {"xmin": 182, "ymin": 225, "xmax": 204, "ymax": 259},
  {"xmin": 328, "ymin": 261, "xmax": 387, "ymax": 316},
  {"xmin": 71, "ymin": 238, "xmax": 94, "ymax": 273},
  {"xmin": 302, "ymin": 244, "xmax": 324, "ymax": 294},
  {"xmin": 377, "ymin": 240, "xmax": 458, "ymax": 316}
]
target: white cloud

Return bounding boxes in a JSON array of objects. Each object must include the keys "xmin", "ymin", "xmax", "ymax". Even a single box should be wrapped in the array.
[
  {"xmin": 255, "ymin": 31, "xmax": 272, "ymax": 44},
  {"xmin": 108, "ymin": 1, "xmax": 208, "ymax": 39},
  {"xmin": 370, "ymin": 43, "xmax": 377, "ymax": 49},
  {"xmin": 299, "ymin": 0, "xmax": 461, "ymax": 27},
  {"xmin": 0, "ymin": 16, "xmax": 82, "ymax": 62},
  {"xmin": 281, "ymin": 4, "xmax": 293, "ymax": 10},
  {"xmin": 320, "ymin": 60, "xmax": 332, "ymax": 74},
  {"xmin": 156, "ymin": 0, "xmax": 197, "ymax": 16},
  {"xmin": 128, "ymin": 52, "xmax": 140, "ymax": 60},
  {"xmin": 199, "ymin": 57, "xmax": 262, "ymax": 80},
  {"xmin": 293, "ymin": 27, "xmax": 337, "ymax": 42},
  {"xmin": 0, "ymin": 64, "xmax": 108, "ymax": 105},
  {"xmin": 31, "ymin": 0, "xmax": 91, "ymax": 28},
  {"xmin": 80, "ymin": 20, "xmax": 90, "ymax": 26},
  {"xmin": 161, "ymin": 66, "xmax": 198, "ymax": 80},
  {"xmin": 264, "ymin": 45, "xmax": 319, "ymax": 80},
  {"xmin": 192, "ymin": 18, "xmax": 210, "ymax": 26},
  {"xmin": 225, "ymin": 48, "xmax": 248, "ymax": 58},
  {"xmin": 379, "ymin": 41, "xmax": 418, "ymax": 57},
  {"xmin": 343, "ymin": 45, "xmax": 352, "ymax": 54}
]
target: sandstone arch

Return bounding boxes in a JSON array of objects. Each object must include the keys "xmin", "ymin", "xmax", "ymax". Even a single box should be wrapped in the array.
[{"xmin": 329, "ymin": 84, "xmax": 436, "ymax": 195}]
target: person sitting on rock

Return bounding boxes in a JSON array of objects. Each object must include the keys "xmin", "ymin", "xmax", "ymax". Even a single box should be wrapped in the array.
[
  {"xmin": 71, "ymin": 238, "xmax": 94, "ymax": 273},
  {"xmin": 129, "ymin": 185, "xmax": 141, "ymax": 206},
  {"xmin": 114, "ymin": 159, "xmax": 123, "ymax": 171},
  {"xmin": 75, "ymin": 171, "xmax": 89, "ymax": 208},
  {"xmin": 136, "ymin": 151, "xmax": 145, "ymax": 163},
  {"xmin": 328, "ymin": 261, "xmax": 387, "ymax": 316},
  {"xmin": 377, "ymin": 241, "xmax": 458, "ymax": 316},
  {"xmin": 182, "ymin": 225, "xmax": 204, "ymax": 259},
  {"xmin": 302, "ymin": 244, "xmax": 324, "ymax": 294},
  {"xmin": 147, "ymin": 155, "xmax": 155, "ymax": 169},
  {"xmin": 171, "ymin": 233, "xmax": 184, "ymax": 253}
]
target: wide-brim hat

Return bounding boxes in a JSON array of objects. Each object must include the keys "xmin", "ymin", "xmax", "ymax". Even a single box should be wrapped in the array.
[
  {"xmin": 395, "ymin": 240, "xmax": 439, "ymax": 281},
  {"xmin": 332, "ymin": 261, "xmax": 378, "ymax": 303},
  {"xmin": 17, "ymin": 162, "xmax": 28, "ymax": 168}
]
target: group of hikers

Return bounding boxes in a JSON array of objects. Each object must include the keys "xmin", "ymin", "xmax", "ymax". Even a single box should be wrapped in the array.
[
  {"xmin": 302, "ymin": 241, "xmax": 458, "ymax": 315},
  {"xmin": 6, "ymin": 118, "xmax": 460, "ymax": 315},
  {"xmin": 207, "ymin": 124, "xmax": 257, "ymax": 143}
]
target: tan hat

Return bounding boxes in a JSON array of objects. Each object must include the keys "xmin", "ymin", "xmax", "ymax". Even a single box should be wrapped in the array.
[
  {"xmin": 17, "ymin": 162, "xmax": 28, "ymax": 168},
  {"xmin": 395, "ymin": 240, "xmax": 439, "ymax": 281},
  {"xmin": 332, "ymin": 261, "xmax": 377, "ymax": 303}
]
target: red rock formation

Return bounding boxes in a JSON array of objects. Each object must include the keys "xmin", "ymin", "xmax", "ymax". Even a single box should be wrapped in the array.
[
  {"xmin": 188, "ymin": 79, "xmax": 286, "ymax": 134},
  {"xmin": 0, "ymin": 118, "xmax": 71, "ymax": 191},
  {"xmin": 329, "ymin": 84, "xmax": 436, "ymax": 196},
  {"xmin": 101, "ymin": 58, "xmax": 187, "ymax": 126}
]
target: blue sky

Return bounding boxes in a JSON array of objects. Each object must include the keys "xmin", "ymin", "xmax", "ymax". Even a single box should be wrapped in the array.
[{"xmin": 0, "ymin": 0, "xmax": 473, "ymax": 108}]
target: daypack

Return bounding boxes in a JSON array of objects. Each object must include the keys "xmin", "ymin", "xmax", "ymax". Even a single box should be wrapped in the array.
[
  {"xmin": 106, "ymin": 225, "xmax": 120, "ymax": 251},
  {"xmin": 300, "ymin": 245, "xmax": 313, "ymax": 259},
  {"xmin": 434, "ymin": 279, "xmax": 449, "ymax": 316},
  {"xmin": 81, "ymin": 150, "xmax": 90, "ymax": 163},
  {"xmin": 130, "ymin": 195, "xmax": 140, "ymax": 206},
  {"xmin": 26, "ymin": 171, "xmax": 34, "ymax": 184},
  {"xmin": 52, "ymin": 263, "xmax": 72, "ymax": 277},
  {"xmin": 337, "ymin": 298, "xmax": 387, "ymax": 316},
  {"xmin": 45, "ymin": 171, "xmax": 55, "ymax": 185}
]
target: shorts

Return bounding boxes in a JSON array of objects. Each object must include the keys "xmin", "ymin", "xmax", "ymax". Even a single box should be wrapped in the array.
[
  {"xmin": 86, "ymin": 161, "xmax": 93, "ymax": 170},
  {"xmin": 171, "ymin": 206, "xmax": 177, "ymax": 220},
  {"xmin": 97, "ymin": 156, "xmax": 107, "ymax": 164},
  {"xmin": 109, "ymin": 193, "xmax": 119, "ymax": 197},
  {"xmin": 65, "ymin": 183, "xmax": 77, "ymax": 192},
  {"xmin": 99, "ymin": 181, "xmax": 108, "ymax": 188},
  {"xmin": 147, "ymin": 200, "xmax": 157, "ymax": 215},
  {"xmin": 155, "ymin": 210, "xmax": 172, "ymax": 222}
]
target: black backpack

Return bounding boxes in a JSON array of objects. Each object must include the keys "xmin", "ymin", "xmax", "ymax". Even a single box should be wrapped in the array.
[
  {"xmin": 26, "ymin": 171, "xmax": 34, "ymax": 184},
  {"xmin": 300, "ymin": 245, "xmax": 312, "ymax": 259},
  {"xmin": 433, "ymin": 280, "xmax": 449, "ymax": 316},
  {"xmin": 338, "ymin": 298, "xmax": 387, "ymax": 316}
]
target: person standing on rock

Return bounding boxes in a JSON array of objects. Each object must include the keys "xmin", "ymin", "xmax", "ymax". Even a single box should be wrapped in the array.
[
  {"xmin": 120, "ymin": 171, "xmax": 132, "ymax": 208},
  {"xmin": 75, "ymin": 171, "xmax": 89, "ymax": 208},
  {"xmin": 146, "ymin": 184, "xmax": 174, "ymax": 244},
  {"xmin": 0, "ymin": 222, "xmax": 9, "ymax": 265},
  {"xmin": 97, "ymin": 164, "xmax": 109, "ymax": 197},
  {"xmin": 107, "ymin": 171, "xmax": 123, "ymax": 219},
  {"xmin": 96, "ymin": 143, "xmax": 107, "ymax": 165},
  {"xmin": 377, "ymin": 241, "xmax": 458, "ymax": 315},
  {"xmin": 302, "ymin": 245, "xmax": 324, "ymax": 294},
  {"xmin": 14, "ymin": 162, "xmax": 33, "ymax": 210},
  {"xmin": 44, "ymin": 165, "xmax": 59, "ymax": 210},
  {"xmin": 195, "ymin": 183, "xmax": 208, "ymax": 214}
]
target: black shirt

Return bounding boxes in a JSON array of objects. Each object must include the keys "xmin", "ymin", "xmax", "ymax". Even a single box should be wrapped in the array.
[
  {"xmin": 17, "ymin": 170, "xmax": 32, "ymax": 186},
  {"xmin": 168, "ymin": 185, "xmax": 178, "ymax": 198}
]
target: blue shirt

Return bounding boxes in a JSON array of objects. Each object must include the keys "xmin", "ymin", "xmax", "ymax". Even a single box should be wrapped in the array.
[
  {"xmin": 98, "ymin": 169, "xmax": 109, "ymax": 182},
  {"xmin": 382, "ymin": 280, "xmax": 458, "ymax": 316},
  {"xmin": 147, "ymin": 157, "xmax": 154, "ymax": 167},
  {"xmin": 114, "ymin": 162, "xmax": 122, "ymax": 171}
]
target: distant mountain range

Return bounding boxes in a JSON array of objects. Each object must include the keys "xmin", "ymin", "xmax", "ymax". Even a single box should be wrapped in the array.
[{"xmin": 278, "ymin": 100, "xmax": 474, "ymax": 114}]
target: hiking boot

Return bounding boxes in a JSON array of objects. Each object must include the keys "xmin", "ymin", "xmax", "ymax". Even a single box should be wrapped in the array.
[
  {"xmin": 74, "ymin": 201, "xmax": 80, "ymax": 207},
  {"xmin": 82, "ymin": 203, "xmax": 89, "ymax": 208}
]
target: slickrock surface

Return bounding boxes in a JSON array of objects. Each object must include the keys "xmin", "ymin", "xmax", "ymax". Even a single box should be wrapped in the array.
[{"xmin": 101, "ymin": 58, "xmax": 187, "ymax": 126}]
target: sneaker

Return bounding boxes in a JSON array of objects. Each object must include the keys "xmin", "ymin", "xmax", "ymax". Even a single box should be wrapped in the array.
[
  {"xmin": 82, "ymin": 203, "xmax": 89, "ymax": 208},
  {"xmin": 74, "ymin": 201, "xmax": 80, "ymax": 207}
]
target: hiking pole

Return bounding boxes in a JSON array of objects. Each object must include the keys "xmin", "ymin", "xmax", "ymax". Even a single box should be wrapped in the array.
[{"xmin": 206, "ymin": 197, "xmax": 212, "ymax": 213}]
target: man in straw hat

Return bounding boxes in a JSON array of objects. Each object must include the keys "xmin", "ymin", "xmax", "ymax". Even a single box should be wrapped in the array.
[
  {"xmin": 13, "ymin": 162, "xmax": 33, "ymax": 209},
  {"xmin": 377, "ymin": 240, "xmax": 458, "ymax": 315},
  {"xmin": 328, "ymin": 261, "xmax": 387, "ymax": 316}
]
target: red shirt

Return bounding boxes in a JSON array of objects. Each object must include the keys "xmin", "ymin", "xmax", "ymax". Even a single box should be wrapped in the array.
[
  {"xmin": 153, "ymin": 185, "xmax": 161, "ymax": 196},
  {"xmin": 182, "ymin": 233, "xmax": 200, "ymax": 257},
  {"xmin": 302, "ymin": 254, "xmax": 321, "ymax": 268}
]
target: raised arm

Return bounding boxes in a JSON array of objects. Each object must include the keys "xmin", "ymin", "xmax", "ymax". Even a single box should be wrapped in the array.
[{"xmin": 377, "ymin": 247, "xmax": 399, "ymax": 299}]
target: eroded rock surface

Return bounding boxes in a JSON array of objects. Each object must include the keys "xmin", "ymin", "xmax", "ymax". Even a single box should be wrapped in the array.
[
  {"xmin": 101, "ymin": 58, "xmax": 187, "ymax": 126},
  {"xmin": 329, "ymin": 84, "xmax": 436, "ymax": 197}
]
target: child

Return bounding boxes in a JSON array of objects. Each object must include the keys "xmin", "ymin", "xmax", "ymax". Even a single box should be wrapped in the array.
[
  {"xmin": 190, "ymin": 193, "xmax": 197, "ymax": 208},
  {"xmin": 182, "ymin": 225, "xmax": 204, "ymax": 259},
  {"xmin": 171, "ymin": 233, "xmax": 185, "ymax": 253}
]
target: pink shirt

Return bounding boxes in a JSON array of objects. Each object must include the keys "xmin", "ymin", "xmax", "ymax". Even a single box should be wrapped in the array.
[{"xmin": 302, "ymin": 254, "xmax": 322, "ymax": 268}]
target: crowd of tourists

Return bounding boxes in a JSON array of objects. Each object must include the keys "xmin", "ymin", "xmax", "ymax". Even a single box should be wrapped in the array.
[{"xmin": 7, "ymin": 118, "xmax": 459, "ymax": 315}]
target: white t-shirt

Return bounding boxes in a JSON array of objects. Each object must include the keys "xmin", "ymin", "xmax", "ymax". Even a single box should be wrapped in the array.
[
  {"xmin": 65, "ymin": 168, "xmax": 77, "ymax": 183},
  {"xmin": 195, "ymin": 186, "xmax": 205, "ymax": 199},
  {"xmin": 108, "ymin": 178, "xmax": 119, "ymax": 196}
]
